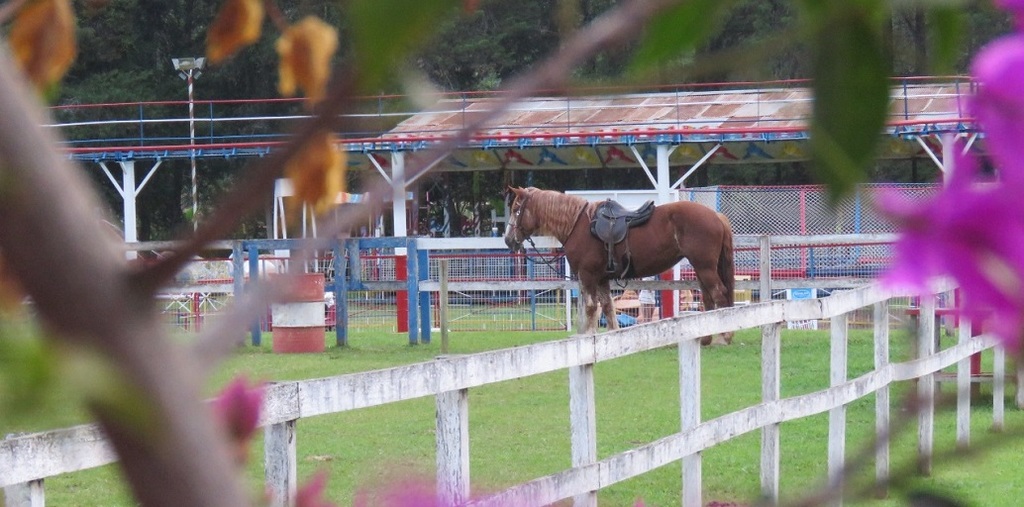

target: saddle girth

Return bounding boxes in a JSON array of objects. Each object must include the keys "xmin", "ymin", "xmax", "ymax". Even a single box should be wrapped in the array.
[{"xmin": 589, "ymin": 199, "xmax": 656, "ymax": 275}]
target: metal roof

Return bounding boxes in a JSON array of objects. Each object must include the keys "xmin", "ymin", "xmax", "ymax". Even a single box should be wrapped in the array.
[
  {"xmin": 58, "ymin": 79, "xmax": 977, "ymax": 172},
  {"xmin": 380, "ymin": 80, "xmax": 975, "ymax": 172}
]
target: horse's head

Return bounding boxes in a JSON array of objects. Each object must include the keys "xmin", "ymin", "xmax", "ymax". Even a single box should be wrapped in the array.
[{"xmin": 504, "ymin": 186, "xmax": 538, "ymax": 253}]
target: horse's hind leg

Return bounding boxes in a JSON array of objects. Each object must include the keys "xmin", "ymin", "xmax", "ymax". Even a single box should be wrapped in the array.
[
  {"xmin": 597, "ymin": 283, "xmax": 618, "ymax": 331},
  {"xmin": 578, "ymin": 280, "xmax": 602, "ymax": 334},
  {"xmin": 693, "ymin": 263, "xmax": 733, "ymax": 345}
]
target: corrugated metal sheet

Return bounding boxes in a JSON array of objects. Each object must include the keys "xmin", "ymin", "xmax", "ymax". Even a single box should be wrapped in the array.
[
  {"xmin": 372, "ymin": 81, "xmax": 976, "ymax": 172},
  {"xmin": 391, "ymin": 83, "xmax": 967, "ymax": 137}
]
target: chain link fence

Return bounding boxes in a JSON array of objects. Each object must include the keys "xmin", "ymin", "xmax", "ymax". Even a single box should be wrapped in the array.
[{"xmin": 156, "ymin": 184, "xmax": 941, "ymax": 336}]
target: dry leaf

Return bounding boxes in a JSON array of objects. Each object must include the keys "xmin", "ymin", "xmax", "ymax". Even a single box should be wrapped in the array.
[
  {"xmin": 276, "ymin": 16, "xmax": 338, "ymax": 105},
  {"xmin": 285, "ymin": 131, "xmax": 347, "ymax": 216},
  {"xmin": 206, "ymin": 0, "xmax": 265, "ymax": 65},
  {"xmin": 9, "ymin": 0, "xmax": 77, "ymax": 90}
]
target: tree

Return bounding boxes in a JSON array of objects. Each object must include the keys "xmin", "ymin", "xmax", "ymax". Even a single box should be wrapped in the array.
[{"xmin": 1, "ymin": 1, "xmax": 1018, "ymax": 505}]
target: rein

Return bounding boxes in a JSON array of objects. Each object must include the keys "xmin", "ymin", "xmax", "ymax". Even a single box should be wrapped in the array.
[
  {"xmin": 518, "ymin": 202, "xmax": 586, "ymax": 276},
  {"xmin": 523, "ymin": 236, "xmax": 567, "ymax": 273}
]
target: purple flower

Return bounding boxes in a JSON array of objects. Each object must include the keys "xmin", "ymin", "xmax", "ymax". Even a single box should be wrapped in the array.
[
  {"xmin": 971, "ymin": 33, "xmax": 1024, "ymax": 189},
  {"xmin": 880, "ymin": 150, "xmax": 1024, "ymax": 351},
  {"xmin": 213, "ymin": 375, "xmax": 265, "ymax": 464},
  {"xmin": 996, "ymin": 0, "xmax": 1024, "ymax": 30},
  {"xmin": 297, "ymin": 471, "xmax": 337, "ymax": 507}
]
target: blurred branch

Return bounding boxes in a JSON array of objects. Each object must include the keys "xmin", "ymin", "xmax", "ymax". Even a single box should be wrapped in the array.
[
  {"xmin": 132, "ymin": 73, "xmax": 358, "ymax": 293},
  {"xmin": 315, "ymin": 0, "xmax": 684, "ymax": 242},
  {"xmin": 0, "ymin": 0, "xmax": 711, "ymax": 505},
  {"xmin": 190, "ymin": 282, "xmax": 286, "ymax": 376},
  {"xmin": 0, "ymin": 48, "xmax": 249, "ymax": 507}
]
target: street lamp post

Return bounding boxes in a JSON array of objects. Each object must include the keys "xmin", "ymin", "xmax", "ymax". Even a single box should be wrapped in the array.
[{"xmin": 172, "ymin": 57, "xmax": 206, "ymax": 229}]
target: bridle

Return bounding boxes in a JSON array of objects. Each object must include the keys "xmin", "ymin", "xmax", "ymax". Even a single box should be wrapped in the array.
[
  {"xmin": 507, "ymin": 191, "xmax": 568, "ymax": 273},
  {"xmin": 506, "ymin": 192, "xmax": 528, "ymax": 246}
]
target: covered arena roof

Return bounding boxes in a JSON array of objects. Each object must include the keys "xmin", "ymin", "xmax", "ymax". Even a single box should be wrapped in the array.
[
  {"xmin": 376, "ymin": 79, "xmax": 975, "ymax": 173},
  {"xmin": 57, "ymin": 78, "xmax": 977, "ymax": 174}
]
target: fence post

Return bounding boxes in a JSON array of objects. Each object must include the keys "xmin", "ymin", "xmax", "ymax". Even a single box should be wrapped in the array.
[
  {"xmin": 993, "ymin": 346, "xmax": 1006, "ymax": 432},
  {"xmin": 758, "ymin": 235, "xmax": 771, "ymax": 302},
  {"xmin": 569, "ymin": 364, "xmax": 597, "ymax": 507},
  {"xmin": 265, "ymin": 420, "xmax": 297, "ymax": 507},
  {"xmin": 436, "ymin": 388, "xmax": 470, "ymax": 506},
  {"xmin": 873, "ymin": 301, "xmax": 890, "ymax": 498},
  {"xmin": 439, "ymin": 260, "xmax": 450, "ymax": 354},
  {"xmin": 406, "ymin": 239, "xmax": 419, "ymax": 345},
  {"xmin": 248, "ymin": 242, "xmax": 262, "ymax": 346},
  {"xmin": 828, "ymin": 313, "xmax": 848, "ymax": 506},
  {"xmin": 3, "ymin": 479, "xmax": 43, "ymax": 507},
  {"xmin": 419, "ymin": 247, "xmax": 431, "ymax": 344},
  {"xmin": 760, "ymin": 322, "xmax": 781, "ymax": 503},
  {"xmin": 957, "ymin": 314, "xmax": 972, "ymax": 449},
  {"xmin": 917, "ymin": 294, "xmax": 935, "ymax": 475},
  {"xmin": 680, "ymin": 338, "xmax": 701, "ymax": 507},
  {"xmin": 232, "ymin": 241, "xmax": 244, "ymax": 300},
  {"xmin": 334, "ymin": 241, "xmax": 347, "ymax": 347}
]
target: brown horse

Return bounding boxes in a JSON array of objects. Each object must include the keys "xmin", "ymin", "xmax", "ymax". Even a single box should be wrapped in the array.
[{"xmin": 504, "ymin": 186, "xmax": 735, "ymax": 343}]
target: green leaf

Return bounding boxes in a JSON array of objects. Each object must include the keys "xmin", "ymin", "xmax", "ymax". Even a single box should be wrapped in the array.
[
  {"xmin": 348, "ymin": 0, "xmax": 461, "ymax": 91},
  {"xmin": 808, "ymin": 6, "xmax": 890, "ymax": 201},
  {"xmin": 928, "ymin": 6, "xmax": 963, "ymax": 75},
  {"xmin": 628, "ymin": 0, "xmax": 736, "ymax": 75},
  {"xmin": 0, "ymin": 321, "xmax": 61, "ymax": 426}
]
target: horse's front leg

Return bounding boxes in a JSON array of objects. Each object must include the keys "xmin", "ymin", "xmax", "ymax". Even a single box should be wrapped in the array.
[
  {"xmin": 597, "ymin": 282, "xmax": 618, "ymax": 331},
  {"xmin": 577, "ymin": 282, "xmax": 601, "ymax": 334}
]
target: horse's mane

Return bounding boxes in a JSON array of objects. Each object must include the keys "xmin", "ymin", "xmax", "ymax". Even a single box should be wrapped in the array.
[{"xmin": 526, "ymin": 187, "xmax": 588, "ymax": 241}]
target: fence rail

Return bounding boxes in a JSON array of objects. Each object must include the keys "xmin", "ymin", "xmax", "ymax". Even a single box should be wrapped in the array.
[{"xmin": 1, "ymin": 279, "xmax": 1008, "ymax": 507}]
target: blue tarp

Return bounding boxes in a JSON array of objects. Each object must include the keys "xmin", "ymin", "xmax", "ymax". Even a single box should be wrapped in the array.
[{"xmin": 599, "ymin": 313, "xmax": 638, "ymax": 328}]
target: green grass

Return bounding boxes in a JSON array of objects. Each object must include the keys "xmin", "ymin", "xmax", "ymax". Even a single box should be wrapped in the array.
[{"xmin": 5, "ymin": 327, "xmax": 1024, "ymax": 506}]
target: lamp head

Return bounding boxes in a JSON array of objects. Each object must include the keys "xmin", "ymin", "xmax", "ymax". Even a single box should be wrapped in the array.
[{"xmin": 172, "ymin": 57, "xmax": 206, "ymax": 80}]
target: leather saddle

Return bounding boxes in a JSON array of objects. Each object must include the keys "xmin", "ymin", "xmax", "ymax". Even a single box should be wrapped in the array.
[{"xmin": 589, "ymin": 199, "xmax": 656, "ymax": 274}]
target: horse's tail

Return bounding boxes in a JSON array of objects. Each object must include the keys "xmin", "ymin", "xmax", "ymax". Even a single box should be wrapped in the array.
[{"xmin": 716, "ymin": 212, "xmax": 736, "ymax": 307}]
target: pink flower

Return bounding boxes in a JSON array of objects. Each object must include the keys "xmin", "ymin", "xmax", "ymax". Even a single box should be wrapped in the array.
[
  {"xmin": 996, "ymin": 0, "xmax": 1024, "ymax": 30},
  {"xmin": 971, "ymin": 33, "xmax": 1024, "ymax": 189},
  {"xmin": 297, "ymin": 471, "xmax": 337, "ymax": 507},
  {"xmin": 880, "ymin": 150, "xmax": 1024, "ymax": 350},
  {"xmin": 213, "ymin": 375, "xmax": 265, "ymax": 464}
]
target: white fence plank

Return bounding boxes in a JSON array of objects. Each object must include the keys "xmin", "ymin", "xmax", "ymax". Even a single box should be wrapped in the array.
[
  {"xmin": 917, "ymin": 295, "xmax": 936, "ymax": 476},
  {"xmin": 1, "ymin": 279, "xmax": 1004, "ymax": 507},
  {"xmin": 680, "ymin": 337, "xmax": 701, "ymax": 507},
  {"xmin": 3, "ymin": 480, "xmax": 43, "ymax": 507},
  {"xmin": 873, "ymin": 301, "xmax": 890, "ymax": 498},
  {"xmin": 760, "ymin": 322, "xmax": 781, "ymax": 503},
  {"xmin": 264, "ymin": 420, "xmax": 297, "ymax": 507},
  {"xmin": 0, "ymin": 425, "xmax": 114, "ymax": 489},
  {"xmin": 994, "ymin": 346, "xmax": 1006, "ymax": 432},
  {"xmin": 436, "ymin": 388, "xmax": 470, "ymax": 506},
  {"xmin": 957, "ymin": 316, "xmax": 972, "ymax": 449},
  {"xmin": 828, "ymin": 314, "xmax": 848, "ymax": 506},
  {"xmin": 569, "ymin": 365, "xmax": 597, "ymax": 507}
]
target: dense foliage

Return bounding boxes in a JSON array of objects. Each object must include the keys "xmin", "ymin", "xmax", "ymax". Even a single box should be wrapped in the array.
[{"xmin": 58, "ymin": 0, "xmax": 1012, "ymax": 240}]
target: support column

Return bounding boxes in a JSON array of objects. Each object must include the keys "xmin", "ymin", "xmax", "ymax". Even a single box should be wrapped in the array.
[
  {"xmin": 941, "ymin": 133, "xmax": 955, "ymax": 180},
  {"xmin": 655, "ymin": 144, "xmax": 680, "ymax": 316},
  {"xmin": 655, "ymin": 144, "xmax": 671, "ymax": 205},
  {"xmin": 121, "ymin": 161, "xmax": 138, "ymax": 246},
  {"xmin": 392, "ymin": 152, "xmax": 407, "ymax": 238},
  {"xmin": 98, "ymin": 160, "xmax": 163, "ymax": 258}
]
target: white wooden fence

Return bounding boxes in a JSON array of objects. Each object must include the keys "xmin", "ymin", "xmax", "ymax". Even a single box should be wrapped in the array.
[{"xmin": 0, "ymin": 281, "xmax": 1007, "ymax": 507}]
